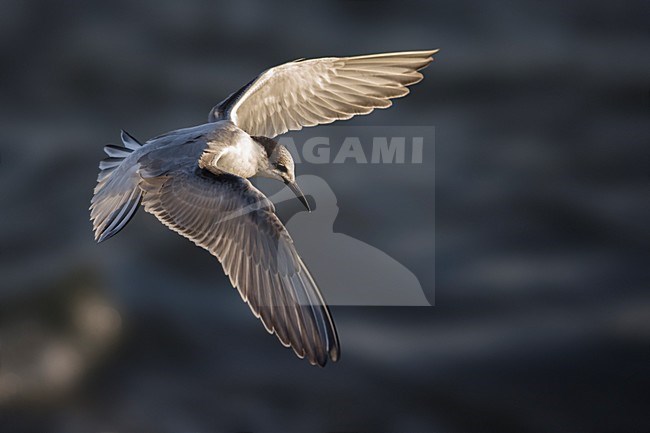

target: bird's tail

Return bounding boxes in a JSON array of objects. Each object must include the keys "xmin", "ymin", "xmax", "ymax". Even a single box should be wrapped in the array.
[{"xmin": 90, "ymin": 130, "xmax": 143, "ymax": 242}]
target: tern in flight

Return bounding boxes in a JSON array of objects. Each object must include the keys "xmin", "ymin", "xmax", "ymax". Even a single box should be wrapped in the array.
[{"xmin": 90, "ymin": 50, "xmax": 438, "ymax": 366}]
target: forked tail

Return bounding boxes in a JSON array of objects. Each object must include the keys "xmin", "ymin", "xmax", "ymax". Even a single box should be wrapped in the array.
[{"xmin": 90, "ymin": 130, "xmax": 143, "ymax": 242}]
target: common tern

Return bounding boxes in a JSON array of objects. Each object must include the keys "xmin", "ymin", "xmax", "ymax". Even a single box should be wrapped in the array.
[{"xmin": 90, "ymin": 50, "xmax": 438, "ymax": 366}]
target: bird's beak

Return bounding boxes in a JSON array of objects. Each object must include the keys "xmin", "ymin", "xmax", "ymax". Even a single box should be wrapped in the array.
[{"xmin": 285, "ymin": 180, "xmax": 311, "ymax": 212}]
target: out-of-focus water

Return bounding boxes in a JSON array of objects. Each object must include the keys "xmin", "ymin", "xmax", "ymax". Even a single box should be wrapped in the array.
[{"xmin": 0, "ymin": 0, "xmax": 648, "ymax": 432}]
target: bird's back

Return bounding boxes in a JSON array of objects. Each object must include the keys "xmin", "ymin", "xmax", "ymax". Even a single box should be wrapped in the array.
[{"xmin": 90, "ymin": 121, "xmax": 230, "ymax": 242}]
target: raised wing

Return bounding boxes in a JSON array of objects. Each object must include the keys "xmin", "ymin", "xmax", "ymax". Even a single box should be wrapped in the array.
[
  {"xmin": 209, "ymin": 50, "xmax": 439, "ymax": 138},
  {"xmin": 138, "ymin": 162, "xmax": 340, "ymax": 366}
]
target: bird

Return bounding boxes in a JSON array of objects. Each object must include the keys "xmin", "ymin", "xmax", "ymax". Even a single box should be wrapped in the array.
[{"xmin": 90, "ymin": 50, "xmax": 439, "ymax": 366}]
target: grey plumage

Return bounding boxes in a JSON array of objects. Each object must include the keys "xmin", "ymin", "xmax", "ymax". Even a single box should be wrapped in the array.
[
  {"xmin": 140, "ymin": 166, "xmax": 338, "ymax": 364},
  {"xmin": 90, "ymin": 50, "xmax": 438, "ymax": 366},
  {"xmin": 91, "ymin": 130, "xmax": 143, "ymax": 242}
]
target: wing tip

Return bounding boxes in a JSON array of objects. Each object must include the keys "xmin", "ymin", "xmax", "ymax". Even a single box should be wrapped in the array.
[
  {"xmin": 310, "ymin": 345, "xmax": 340, "ymax": 367},
  {"xmin": 346, "ymin": 48, "xmax": 440, "ymax": 60}
]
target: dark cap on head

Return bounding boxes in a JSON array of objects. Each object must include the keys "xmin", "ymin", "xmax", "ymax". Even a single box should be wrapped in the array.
[{"xmin": 252, "ymin": 136, "xmax": 279, "ymax": 158}]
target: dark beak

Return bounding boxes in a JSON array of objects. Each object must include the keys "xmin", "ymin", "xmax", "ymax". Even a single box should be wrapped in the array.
[{"xmin": 285, "ymin": 180, "xmax": 311, "ymax": 212}]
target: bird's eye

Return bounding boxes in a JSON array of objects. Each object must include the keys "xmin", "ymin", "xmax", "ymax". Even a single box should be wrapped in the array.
[{"xmin": 276, "ymin": 164, "xmax": 288, "ymax": 173}]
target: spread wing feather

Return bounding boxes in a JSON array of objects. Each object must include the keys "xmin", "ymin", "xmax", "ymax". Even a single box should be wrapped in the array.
[
  {"xmin": 210, "ymin": 50, "xmax": 439, "ymax": 138},
  {"xmin": 138, "ymin": 165, "xmax": 339, "ymax": 366}
]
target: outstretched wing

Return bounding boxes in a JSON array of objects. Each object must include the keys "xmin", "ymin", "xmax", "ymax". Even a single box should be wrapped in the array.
[
  {"xmin": 138, "ymin": 163, "xmax": 340, "ymax": 366},
  {"xmin": 209, "ymin": 50, "xmax": 439, "ymax": 138}
]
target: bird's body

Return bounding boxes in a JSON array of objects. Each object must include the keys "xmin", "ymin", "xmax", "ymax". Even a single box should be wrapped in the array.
[
  {"xmin": 90, "ymin": 50, "xmax": 438, "ymax": 366},
  {"xmin": 198, "ymin": 121, "xmax": 266, "ymax": 179}
]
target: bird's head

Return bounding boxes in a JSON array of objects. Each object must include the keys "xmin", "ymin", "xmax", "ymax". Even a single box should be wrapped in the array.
[{"xmin": 254, "ymin": 137, "xmax": 310, "ymax": 211}]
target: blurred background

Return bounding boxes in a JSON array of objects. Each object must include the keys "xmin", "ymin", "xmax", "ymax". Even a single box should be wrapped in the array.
[{"xmin": 0, "ymin": 0, "xmax": 648, "ymax": 432}]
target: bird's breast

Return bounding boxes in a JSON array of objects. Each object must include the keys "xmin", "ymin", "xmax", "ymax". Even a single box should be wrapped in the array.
[{"xmin": 200, "ymin": 128, "xmax": 264, "ymax": 179}]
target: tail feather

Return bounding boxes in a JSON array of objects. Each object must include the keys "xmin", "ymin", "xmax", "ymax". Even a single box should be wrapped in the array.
[
  {"xmin": 99, "ymin": 157, "xmax": 125, "ymax": 170},
  {"xmin": 90, "ymin": 130, "xmax": 144, "ymax": 242},
  {"xmin": 103, "ymin": 144, "xmax": 132, "ymax": 158},
  {"xmin": 121, "ymin": 129, "xmax": 141, "ymax": 151}
]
